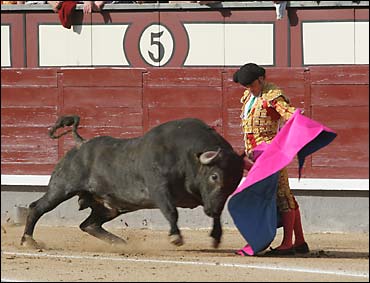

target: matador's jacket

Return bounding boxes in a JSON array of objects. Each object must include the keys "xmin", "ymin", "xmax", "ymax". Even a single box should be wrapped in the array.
[{"xmin": 240, "ymin": 82, "xmax": 296, "ymax": 212}]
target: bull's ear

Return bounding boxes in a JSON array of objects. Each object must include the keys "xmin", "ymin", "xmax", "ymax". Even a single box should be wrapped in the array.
[{"xmin": 198, "ymin": 148, "xmax": 221, "ymax": 165}]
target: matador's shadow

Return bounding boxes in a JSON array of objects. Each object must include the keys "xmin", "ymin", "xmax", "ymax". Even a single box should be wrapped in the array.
[{"xmin": 183, "ymin": 249, "xmax": 369, "ymax": 259}]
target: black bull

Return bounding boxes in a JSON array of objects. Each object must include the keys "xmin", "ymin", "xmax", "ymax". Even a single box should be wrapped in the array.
[{"xmin": 21, "ymin": 116, "xmax": 244, "ymax": 248}]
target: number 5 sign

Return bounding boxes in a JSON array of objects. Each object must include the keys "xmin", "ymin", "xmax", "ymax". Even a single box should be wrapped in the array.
[
  {"xmin": 124, "ymin": 19, "xmax": 188, "ymax": 68},
  {"xmin": 139, "ymin": 24, "xmax": 174, "ymax": 67}
]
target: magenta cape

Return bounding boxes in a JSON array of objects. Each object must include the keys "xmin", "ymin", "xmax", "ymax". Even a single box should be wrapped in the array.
[{"xmin": 228, "ymin": 110, "xmax": 337, "ymax": 254}]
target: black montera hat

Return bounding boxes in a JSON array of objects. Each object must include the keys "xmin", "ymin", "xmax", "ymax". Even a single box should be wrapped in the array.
[{"xmin": 233, "ymin": 63, "xmax": 266, "ymax": 86}]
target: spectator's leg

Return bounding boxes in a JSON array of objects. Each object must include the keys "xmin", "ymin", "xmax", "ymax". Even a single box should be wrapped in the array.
[
  {"xmin": 48, "ymin": 1, "xmax": 63, "ymax": 12},
  {"xmin": 94, "ymin": 1, "xmax": 105, "ymax": 11},
  {"xmin": 83, "ymin": 1, "xmax": 93, "ymax": 14},
  {"xmin": 274, "ymin": 1, "xmax": 287, "ymax": 20}
]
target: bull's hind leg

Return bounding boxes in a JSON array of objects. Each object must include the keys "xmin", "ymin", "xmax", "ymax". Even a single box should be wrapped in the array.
[
  {"xmin": 21, "ymin": 190, "xmax": 73, "ymax": 248},
  {"xmin": 79, "ymin": 202, "xmax": 126, "ymax": 246}
]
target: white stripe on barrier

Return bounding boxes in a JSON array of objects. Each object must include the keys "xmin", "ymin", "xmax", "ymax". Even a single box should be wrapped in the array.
[
  {"xmin": 1, "ymin": 251, "xmax": 369, "ymax": 279},
  {"xmin": 1, "ymin": 175, "xmax": 50, "ymax": 186},
  {"xmin": 1, "ymin": 278, "xmax": 29, "ymax": 282},
  {"xmin": 1, "ymin": 175, "xmax": 369, "ymax": 191},
  {"xmin": 288, "ymin": 178, "xmax": 369, "ymax": 191}
]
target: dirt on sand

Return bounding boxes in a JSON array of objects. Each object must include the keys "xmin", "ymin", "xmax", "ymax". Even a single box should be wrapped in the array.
[{"xmin": 1, "ymin": 224, "xmax": 369, "ymax": 282}]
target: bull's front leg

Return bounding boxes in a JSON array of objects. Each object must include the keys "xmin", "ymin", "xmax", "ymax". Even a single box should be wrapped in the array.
[
  {"xmin": 167, "ymin": 209, "xmax": 184, "ymax": 246},
  {"xmin": 210, "ymin": 216, "xmax": 222, "ymax": 248},
  {"xmin": 151, "ymin": 188, "xmax": 184, "ymax": 246}
]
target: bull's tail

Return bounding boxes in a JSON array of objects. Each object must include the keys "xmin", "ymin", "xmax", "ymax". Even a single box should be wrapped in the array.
[{"xmin": 48, "ymin": 115, "xmax": 85, "ymax": 145}]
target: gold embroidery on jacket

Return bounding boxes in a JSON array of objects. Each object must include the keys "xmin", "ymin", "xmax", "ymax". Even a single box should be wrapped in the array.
[
  {"xmin": 240, "ymin": 82, "xmax": 298, "ymax": 211},
  {"xmin": 240, "ymin": 82, "xmax": 295, "ymax": 154}
]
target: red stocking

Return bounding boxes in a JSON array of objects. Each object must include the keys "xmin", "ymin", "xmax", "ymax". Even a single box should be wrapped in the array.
[
  {"xmin": 293, "ymin": 207, "xmax": 306, "ymax": 247},
  {"xmin": 277, "ymin": 210, "xmax": 295, "ymax": 250}
]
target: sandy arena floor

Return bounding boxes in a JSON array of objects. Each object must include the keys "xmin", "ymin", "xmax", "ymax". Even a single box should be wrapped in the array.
[{"xmin": 1, "ymin": 224, "xmax": 369, "ymax": 282}]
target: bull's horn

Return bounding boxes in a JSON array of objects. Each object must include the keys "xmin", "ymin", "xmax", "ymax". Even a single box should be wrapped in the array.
[{"xmin": 199, "ymin": 148, "xmax": 221, "ymax": 165}]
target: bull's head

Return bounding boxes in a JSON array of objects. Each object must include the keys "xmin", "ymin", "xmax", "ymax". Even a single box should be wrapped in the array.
[{"xmin": 196, "ymin": 148, "xmax": 244, "ymax": 218}]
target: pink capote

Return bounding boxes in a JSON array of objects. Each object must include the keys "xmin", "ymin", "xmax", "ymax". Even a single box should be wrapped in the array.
[
  {"xmin": 233, "ymin": 109, "xmax": 336, "ymax": 195},
  {"xmin": 228, "ymin": 109, "xmax": 337, "ymax": 254}
]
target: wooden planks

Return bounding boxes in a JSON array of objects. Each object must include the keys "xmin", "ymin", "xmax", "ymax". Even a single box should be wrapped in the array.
[
  {"xmin": 1, "ymin": 69, "xmax": 58, "ymax": 87},
  {"xmin": 62, "ymin": 69, "xmax": 145, "ymax": 87},
  {"xmin": 1, "ymin": 66, "xmax": 368, "ymax": 180},
  {"xmin": 145, "ymin": 69, "xmax": 223, "ymax": 132}
]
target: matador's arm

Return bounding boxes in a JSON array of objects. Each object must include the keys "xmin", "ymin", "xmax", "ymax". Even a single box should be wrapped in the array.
[{"xmin": 272, "ymin": 96, "xmax": 296, "ymax": 121}]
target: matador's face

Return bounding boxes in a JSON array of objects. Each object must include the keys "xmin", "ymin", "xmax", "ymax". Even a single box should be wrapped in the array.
[{"xmin": 245, "ymin": 76, "xmax": 265, "ymax": 96}]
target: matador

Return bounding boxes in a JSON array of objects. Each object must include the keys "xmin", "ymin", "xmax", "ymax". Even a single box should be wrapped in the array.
[{"xmin": 233, "ymin": 63, "xmax": 310, "ymax": 256}]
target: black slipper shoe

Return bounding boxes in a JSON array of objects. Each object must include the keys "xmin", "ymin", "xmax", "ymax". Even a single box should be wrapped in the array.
[
  {"xmin": 294, "ymin": 242, "xmax": 310, "ymax": 254},
  {"xmin": 264, "ymin": 247, "xmax": 295, "ymax": 256}
]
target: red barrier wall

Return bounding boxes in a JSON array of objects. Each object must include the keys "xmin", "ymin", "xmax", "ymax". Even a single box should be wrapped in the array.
[{"xmin": 1, "ymin": 66, "xmax": 369, "ymax": 179}]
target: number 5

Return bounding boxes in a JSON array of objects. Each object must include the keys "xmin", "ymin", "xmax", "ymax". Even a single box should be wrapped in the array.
[{"xmin": 149, "ymin": 31, "xmax": 164, "ymax": 63}]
